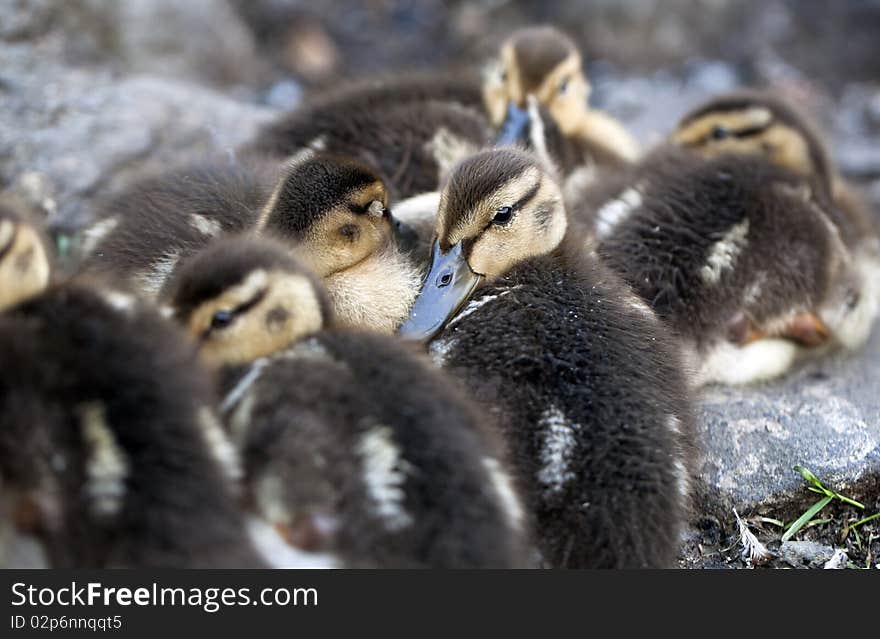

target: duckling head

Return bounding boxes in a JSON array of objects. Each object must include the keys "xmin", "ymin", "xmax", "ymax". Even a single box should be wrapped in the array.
[
  {"xmin": 484, "ymin": 26, "xmax": 589, "ymax": 144},
  {"xmin": 254, "ymin": 153, "xmax": 402, "ymax": 278},
  {"xmin": 0, "ymin": 200, "xmax": 51, "ymax": 312},
  {"xmin": 671, "ymin": 90, "xmax": 833, "ymax": 195},
  {"xmin": 165, "ymin": 236, "xmax": 332, "ymax": 368},
  {"xmin": 399, "ymin": 148, "xmax": 566, "ymax": 340}
]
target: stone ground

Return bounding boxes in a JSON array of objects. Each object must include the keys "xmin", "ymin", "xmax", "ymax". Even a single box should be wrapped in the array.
[{"xmin": 1, "ymin": 0, "xmax": 878, "ymax": 568}]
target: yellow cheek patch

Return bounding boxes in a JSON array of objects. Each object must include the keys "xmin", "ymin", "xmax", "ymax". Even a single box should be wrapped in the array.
[
  {"xmin": 196, "ymin": 272, "xmax": 324, "ymax": 367},
  {"xmin": 0, "ymin": 224, "xmax": 50, "ymax": 312},
  {"xmin": 294, "ymin": 208, "xmax": 391, "ymax": 278}
]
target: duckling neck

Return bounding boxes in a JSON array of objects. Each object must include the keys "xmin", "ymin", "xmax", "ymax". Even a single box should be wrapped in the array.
[
  {"xmin": 323, "ymin": 244, "xmax": 422, "ymax": 333},
  {"xmin": 571, "ymin": 110, "xmax": 640, "ymax": 163}
]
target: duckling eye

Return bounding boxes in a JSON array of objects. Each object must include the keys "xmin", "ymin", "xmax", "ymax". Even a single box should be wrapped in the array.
[
  {"xmin": 492, "ymin": 206, "xmax": 514, "ymax": 225},
  {"xmin": 559, "ymin": 78, "xmax": 569, "ymax": 95},
  {"xmin": 211, "ymin": 310, "xmax": 234, "ymax": 331},
  {"xmin": 711, "ymin": 125, "xmax": 731, "ymax": 140}
]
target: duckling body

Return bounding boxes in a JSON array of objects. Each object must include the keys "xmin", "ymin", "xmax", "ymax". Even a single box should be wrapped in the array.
[
  {"xmin": 251, "ymin": 74, "xmax": 491, "ymax": 200},
  {"xmin": 79, "ymin": 157, "xmax": 272, "ymax": 298},
  {"xmin": 0, "ymin": 282, "xmax": 263, "ymax": 568},
  {"xmin": 574, "ymin": 92, "xmax": 880, "ymax": 384},
  {"xmin": 80, "ymin": 154, "xmax": 422, "ymax": 332},
  {"xmin": 221, "ymin": 330, "xmax": 530, "ymax": 568},
  {"xmin": 399, "ymin": 149, "xmax": 694, "ymax": 568},
  {"xmin": 167, "ymin": 238, "xmax": 529, "ymax": 568}
]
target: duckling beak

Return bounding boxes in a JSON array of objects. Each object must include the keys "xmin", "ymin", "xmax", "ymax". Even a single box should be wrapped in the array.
[
  {"xmin": 398, "ymin": 240, "xmax": 482, "ymax": 341},
  {"xmin": 495, "ymin": 102, "xmax": 531, "ymax": 146}
]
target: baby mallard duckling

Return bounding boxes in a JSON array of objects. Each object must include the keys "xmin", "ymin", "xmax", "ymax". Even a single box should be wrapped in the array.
[
  {"xmin": 593, "ymin": 147, "xmax": 877, "ymax": 386},
  {"xmin": 0, "ymin": 280, "xmax": 263, "ymax": 568},
  {"xmin": 399, "ymin": 148, "xmax": 695, "ymax": 568},
  {"xmin": 485, "ymin": 25, "xmax": 640, "ymax": 166},
  {"xmin": 0, "ymin": 197, "xmax": 51, "ymax": 312},
  {"xmin": 165, "ymin": 236, "xmax": 530, "ymax": 568},
  {"xmin": 250, "ymin": 74, "xmax": 492, "ymax": 200},
  {"xmin": 672, "ymin": 89, "xmax": 879, "ymax": 246},
  {"xmin": 80, "ymin": 153, "xmax": 421, "ymax": 332},
  {"xmin": 577, "ymin": 91, "xmax": 880, "ymax": 384}
]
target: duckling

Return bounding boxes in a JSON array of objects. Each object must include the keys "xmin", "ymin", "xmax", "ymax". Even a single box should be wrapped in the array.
[
  {"xmin": 165, "ymin": 236, "xmax": 530, "ymax": 568},
  {"xmin": 80, "ymin": 152, "xmax": 421, "ymax": 332},
  {"xmin": 671, "ymin": 89, "xmax": 879, "ymax": 248},
  {"xmin": 485, "ymin": 26, "xmax": 640, "ymax": 166},
  {"xmin": 591, "ymin": 147, "xmax": 878, "ymax": 385},
  {"xmin": 0, "ymin": 280, "xmax": 264, "ymax": 568},
  {"xmin": 0, "ymin": 197, "xmax": 51, "ymax": 312},
  {"xmin": 574, "ymin": 92, "xmax": 880, "ymax": 384},
  {"xmin": 398, "ymin": 148, "xmax": 694, "ymax": 568},
  {"xmin": 249, "ymin": 73, "xmax": 492, "ymax": 200}
]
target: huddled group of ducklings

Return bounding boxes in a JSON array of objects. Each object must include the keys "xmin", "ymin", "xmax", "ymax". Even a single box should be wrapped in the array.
[{"xmin": 2, "ymin": 26, "xmax": 878, "ymax": 569}]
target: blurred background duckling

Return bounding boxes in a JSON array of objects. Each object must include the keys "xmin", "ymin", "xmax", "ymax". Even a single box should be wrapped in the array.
[
  {"xmin": 572, "ymin": 91, "xmax": 880, "ymax": 385},
  {"xmin": 486, "ymin": 26, "xmax": 640, "ymax": 168},
  {"xmin": 0, "ymin": 197, "xmax": 51, "ymax": 313},
  {"xmin": 399, "ymin": 148, "xmax": 695, "ymax": 568},
  {"xmin": 671, "ymin": 90, "xmax": 878, "ymax": 243},
  {"xmin": 165, "ymin": 237, "xmax": 530, "ymax": 568},
  {"xmin": 79, "ymin": 152, "xmax": 421, "ymax": 332},
  {"xmin": 0, "ymin": 278, "xmax": 264, "ymax": 568},
  {"xmin": 250, "ymin": 74, "xmax": 492, "ymax": 201}
]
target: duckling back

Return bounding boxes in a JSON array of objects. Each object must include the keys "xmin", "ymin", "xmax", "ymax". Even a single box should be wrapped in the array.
[
  {"xmin": 220, "ymin": 329, "xmax": 530, "ymax": 568},
  {"xmin": 250, "ymin": 76, "xmax": 491, "ymax": 199},
  {"xmin": 0, "ymin": 283, "xmax": 262, "ymax": 567},
  {"xmin": 79, "ymin": 158, "xmax": 272, "ymax": 298},
  {"xmin": 590, "ymin": 146, "xmax": 878, "ymax": 385}
]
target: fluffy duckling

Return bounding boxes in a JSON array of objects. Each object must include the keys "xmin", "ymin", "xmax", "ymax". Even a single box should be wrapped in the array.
[
  {"xmin": 165, "ymin": 237, "xmax": 530, "ymax": 568},
  {"xmin": 250, "ymin": 74, "xmax": 492, "ymax": 200},
  {"xmin": 577, "ymin": 92, "xmax": 880, "ymax": 384},
  {"xmin": 485, "ymin": 26, "xmax": 640, "ymax": 166},
  {"xmin": 399, "ymin": 148, "xmax": 694, "ymax": 568},
  {"xmin": 80, "ymin": 153, "xmax": 421, "ymax": 332},
  {"xmin": 592, "ymin": 147, "xmax": 879, "ymax": 385},
  {"xmin": 0, "ymin": 197, "xmax": 51, "ymax": 312},
  {"xmin": 0, "ymin": 279, "xmax": 263, "ymax": 568},
  {"xmin": 671, "ymin": 90, "xmax": 879, "ymax": 246}
]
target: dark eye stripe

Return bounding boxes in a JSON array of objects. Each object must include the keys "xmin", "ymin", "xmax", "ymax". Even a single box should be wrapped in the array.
[
  {"xmin": 232, "ymin": 287, "xmax": 269, "ymax": 316},
  {"xmin": 0, "ymin": 225, "xmax": 18, "ymax": 262},
  {"xmin": 200, "ymin": 287, "xmax": 269, "ymax": 340},
  {"xmin": 698, "ymin": 123, "xmax": 769, "ymax": 145},
  {"xmin": 511, "ymin": 181, "xmax": 541, "ymax": 212}
]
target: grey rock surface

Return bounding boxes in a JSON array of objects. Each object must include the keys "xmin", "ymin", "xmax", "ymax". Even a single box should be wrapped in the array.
[
  {"xmin": 694, "ymin": 329, "xmax": 880, "ymax": 520},
  {"xmin": 0, "ymin": 35, "xmax": 278, "ymax": 232}
]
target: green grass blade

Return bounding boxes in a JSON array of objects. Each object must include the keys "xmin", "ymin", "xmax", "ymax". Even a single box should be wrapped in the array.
[
  {"xmin": 851, "ymin": 511, "xmax": 880, "ymax": 529},
  {"xmin": 794, "ymin": 465, "xmax": 823, "ymax": 490},
  {"xmin": 781, "ymin": 495, "xmax": 834, "ymax": 543},
  {"xmin": 833, "ymin": 492, "xmax": 865, "ymax": 510}
]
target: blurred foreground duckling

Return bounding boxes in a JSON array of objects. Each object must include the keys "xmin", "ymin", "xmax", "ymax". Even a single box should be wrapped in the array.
[
  {"xmin": 165, "ymin": 237, "xmax": 530, "ymax": 568},
  {"xmin": 250, "ymin": 74, "xmax": 492, "ymax": 200},
  {"xmin": 0, "ymin": 279, "xmax": 264, "ymax": 568},
  {"xmin": 0, "ymin": 197, "xmax": 51, "ymax": 312},
  {"xmin": 486, "ymin": 26, "xmax": 640, "ymax": 167},
  {"xmin": 399, "ymin": 149, "xmax": 695, "ymax": 568},
  {"xmin": 578, "ymin": 91, "xmax": 880, "ymax": 385},
  {"xmin": 80, "ymin": 153, "xmax": 421, "ymax": 332}
]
